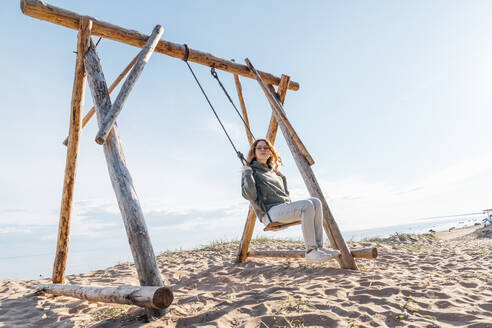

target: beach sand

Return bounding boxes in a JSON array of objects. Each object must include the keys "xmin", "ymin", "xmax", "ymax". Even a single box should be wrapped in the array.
[{"xmin": 1, "ymin": 225, "xmax": 491, "ymax": 327}]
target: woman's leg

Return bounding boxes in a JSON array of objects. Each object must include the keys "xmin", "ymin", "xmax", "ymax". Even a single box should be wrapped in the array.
[
  {"xmin": 308, "ymin": 197, "xmax": 324, "ymax": 248},
  {"xmin": 267, "ymin": 200, "xmax": 317, "ymax": 252}
]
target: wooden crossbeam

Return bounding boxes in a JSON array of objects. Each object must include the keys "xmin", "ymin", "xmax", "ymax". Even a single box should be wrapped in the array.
[
  {"xmin": 248, "ymin": 247, "xmax": 377, "ymax": 259},
  {"xmin": 20, "ymin": 0, "xmax": 300, "ymax": 91}
]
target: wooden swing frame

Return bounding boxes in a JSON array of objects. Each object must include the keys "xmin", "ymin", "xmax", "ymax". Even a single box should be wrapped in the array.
[{"xmin": 20, "ymin": 0, "xmax": 378, "ymax": 316}]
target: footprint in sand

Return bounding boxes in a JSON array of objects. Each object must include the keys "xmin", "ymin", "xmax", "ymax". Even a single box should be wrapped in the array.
[
  {"xmin": 459, "ymin": 281, "xmax": 479, "ymax": 288},
  {"xmin": 478, "ymin": 303, "xmax": 492, "ymax": 311}
]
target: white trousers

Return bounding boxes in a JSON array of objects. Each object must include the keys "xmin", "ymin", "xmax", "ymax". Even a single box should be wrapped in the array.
[{"xmin": 266, "ymin": 197, "xmax": 323, "ymax": 251}]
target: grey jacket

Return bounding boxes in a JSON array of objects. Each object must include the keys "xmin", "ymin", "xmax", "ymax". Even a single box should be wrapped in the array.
[{"xmin": 241, "ymin": 160, "xmax": 290, "ymax": 223}]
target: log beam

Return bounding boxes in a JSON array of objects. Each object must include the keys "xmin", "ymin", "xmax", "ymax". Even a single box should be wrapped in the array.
[
  {"xmin": 248, "ymin": 247, "xmax": 377, "ymax": 259},
  {"xmin": 246, "ymin": 58, "xmax": 358, "ymax": 270},
  {"xmin": 20, "ymin": 0, "xmax": 300, "ymax": 91},
  {"xmin": 95, "ymin": 25, "xmax": 163, "ymax": 145},
  {"xmin": 351, "ymin": 247, "xmax": 378, "ymax": 259},
  {"xmin": 38, "ymin": 284, "xmax": 173, "ymax": 310},
  {"xmin": 52, "ymin": 18, "xmax": 92, "ymax": 284},
  {"xmin": 63, "ymin": 51, "xmax": 140, "ymax": 146},
  {"xmin": 248, "ymin": 250, "xmax": 304, "ymax": 258},
  {"xmin": 83, "ymin": 40, "xmax": 166, "ymax": 318}
]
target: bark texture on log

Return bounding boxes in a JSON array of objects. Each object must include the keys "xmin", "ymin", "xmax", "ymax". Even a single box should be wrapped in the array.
[
  {"xmin": 38, "ymin": 284, "xmax": 173, "ymax": 309},
  {"xmin": 95, "ymin": 25, "xmax": 163, "ymax": 145},
  {"xmin": 20, "ymin": 0, "xmax": 299, "ymax": 91},
  {"xmin": 63, "ymin": 51, "xmax": 140, "ymax": 146},
  {"xmin": 83, "ymin": 41, "xmax": 164, "ymax": 291},
  {"xmin": 52, "ymin": 18, "xmax": 92, "ymax": 284},
  {"xmin": 246, "ymin": 58, "xmax": 358, "ymax": 270}
]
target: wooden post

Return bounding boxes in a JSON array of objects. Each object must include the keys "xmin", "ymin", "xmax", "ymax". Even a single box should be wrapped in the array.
[
  {"xmin": 63, "ymin": 51, "xmax": 140, "ymax": 146},
  {"xmin": 236, "ymin": 75, "xmax": 290, "ymax": 263},
  {"xmin": 236, "ymin": 208, "xmax": 257, "ymax": 263},
  {"xmin": 246, "ymin": 58, "xmax": 358, "ymax": 270},
  {"xmin": 266, "ymin": 75, "xmax": 290, "ymax": 143},
  {"xmin": 233, "ymin": 71, "xmax": 254, "ymax": 145},
  {"xmin": 20, "ymin": 0, "xmax": 300, "ymax": 91},
  {"xmin": 52, "ymin": 18, "xmax": 92, "ymax": 284},
  {"xmin": 38, "ymin": 284, "xmax": 173, "ymax": 310},
  {"xmin": 83, "ymin": 40, "xmax": 165, "ymax": 318},
  {"xmin": 95, "ymin": 25, "xmax": 163, "ymax": 145}
]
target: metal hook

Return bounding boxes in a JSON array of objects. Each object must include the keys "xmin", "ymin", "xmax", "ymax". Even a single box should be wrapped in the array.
[{"xmin": 210, "ymin": 66, "xmax": 217, "ymax": 78}]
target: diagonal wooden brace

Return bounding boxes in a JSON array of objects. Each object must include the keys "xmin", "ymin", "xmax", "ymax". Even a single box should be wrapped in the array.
[
  {"xmin": 63, "ymin": 51, "xmax": 141, "ymax": 146},
  {"xmin": 244, "ymin": 59, "xmax": 314, "ymax": 166},
  {"xmin": 246, "ymin": 58, "xmax": 358, "ymax": 270},
  {"xmin": 95, "ymin": 25, "xmax": 163, "ymax": 145},
  {"xmin": 84, "ymin": 40, "xmax": 167, "ymax": 318}
]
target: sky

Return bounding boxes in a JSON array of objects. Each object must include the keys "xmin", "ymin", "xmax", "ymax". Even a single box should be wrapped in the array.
[{"xmin": 1, "ymin": 1, "xmax": 492, "ymax": 277}]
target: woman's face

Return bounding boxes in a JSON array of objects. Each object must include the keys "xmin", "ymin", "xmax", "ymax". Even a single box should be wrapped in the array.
[{"xmin": 255, "ymin": 140, "xmax": 271, "ymax": 164}]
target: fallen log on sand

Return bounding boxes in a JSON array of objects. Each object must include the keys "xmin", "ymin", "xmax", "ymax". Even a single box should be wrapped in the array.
[{"xmin": 37, "ymin": 284, "xmax": 173, "ymax": 310}]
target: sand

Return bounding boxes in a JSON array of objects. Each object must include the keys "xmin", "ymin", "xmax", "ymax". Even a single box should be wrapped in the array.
[{"xmin": 1, "ymin": 225, "xmax": 491, "ymax": 328}]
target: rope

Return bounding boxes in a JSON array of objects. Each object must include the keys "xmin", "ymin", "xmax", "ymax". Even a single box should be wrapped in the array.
[
  {"xmin": 182, "ymin": 45, "xmax": 273, "ymax": 222},
  {"xmin": 73, "ymin": 37, "xmax": 103, "ymax": 54},
  {"xmin": 210, "ymin": 67, "xmax": 256, "ymax": 141},
  {"xmin": 182, "ymin": 44, "xmax": 247, "ymax": 165},
  {"xmin": 95, "ymin": 37, "xmax": 103, "ymax": 47}
]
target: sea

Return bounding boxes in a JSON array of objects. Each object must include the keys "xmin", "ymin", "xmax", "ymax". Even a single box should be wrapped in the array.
[{"xmin": 0, "ymin": 213, "xmax": 486, "ymax": 281}]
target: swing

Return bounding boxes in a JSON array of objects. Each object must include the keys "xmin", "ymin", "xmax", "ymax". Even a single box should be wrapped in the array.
[
  {"xmin": 182, "ymin": 46, "xmax": 301, "ymax": 233},
  {"xmin": 263, "ymin": 220, "xmax": 301, "ymax": 231}
]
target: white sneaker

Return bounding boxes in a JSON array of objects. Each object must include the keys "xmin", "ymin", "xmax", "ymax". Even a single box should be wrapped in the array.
[
  {"xmin": 318, "ymin": 247, "xmax": 341, "ymax": 260},
  {"xmin": 305, "ymin": 249, "xmax": 331, "ymax": 263}
]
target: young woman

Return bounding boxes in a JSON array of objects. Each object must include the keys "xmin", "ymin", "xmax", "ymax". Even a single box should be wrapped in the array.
[{"xmin": 241, "ymin": 138, "xmax": 340, "ymax": 263}]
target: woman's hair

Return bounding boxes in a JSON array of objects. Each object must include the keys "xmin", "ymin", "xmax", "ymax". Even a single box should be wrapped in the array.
[{"xmin": 246, "ymin": 138, "xmax": 283, "ymax": 170}]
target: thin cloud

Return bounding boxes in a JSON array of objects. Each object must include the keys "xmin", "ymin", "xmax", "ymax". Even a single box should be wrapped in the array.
[
  {"xmin": 0, "ymin": 209, "xmax": 27, "ymax": 214},
  {"xmin": 309, "ymin": 151, "xmax": 492, "ymax": 229}
]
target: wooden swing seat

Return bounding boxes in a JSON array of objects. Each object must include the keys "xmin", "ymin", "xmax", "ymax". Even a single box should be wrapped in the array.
[{"xmin": 263, "ymin": 220, "xmax": 301, "ymax": 231}]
